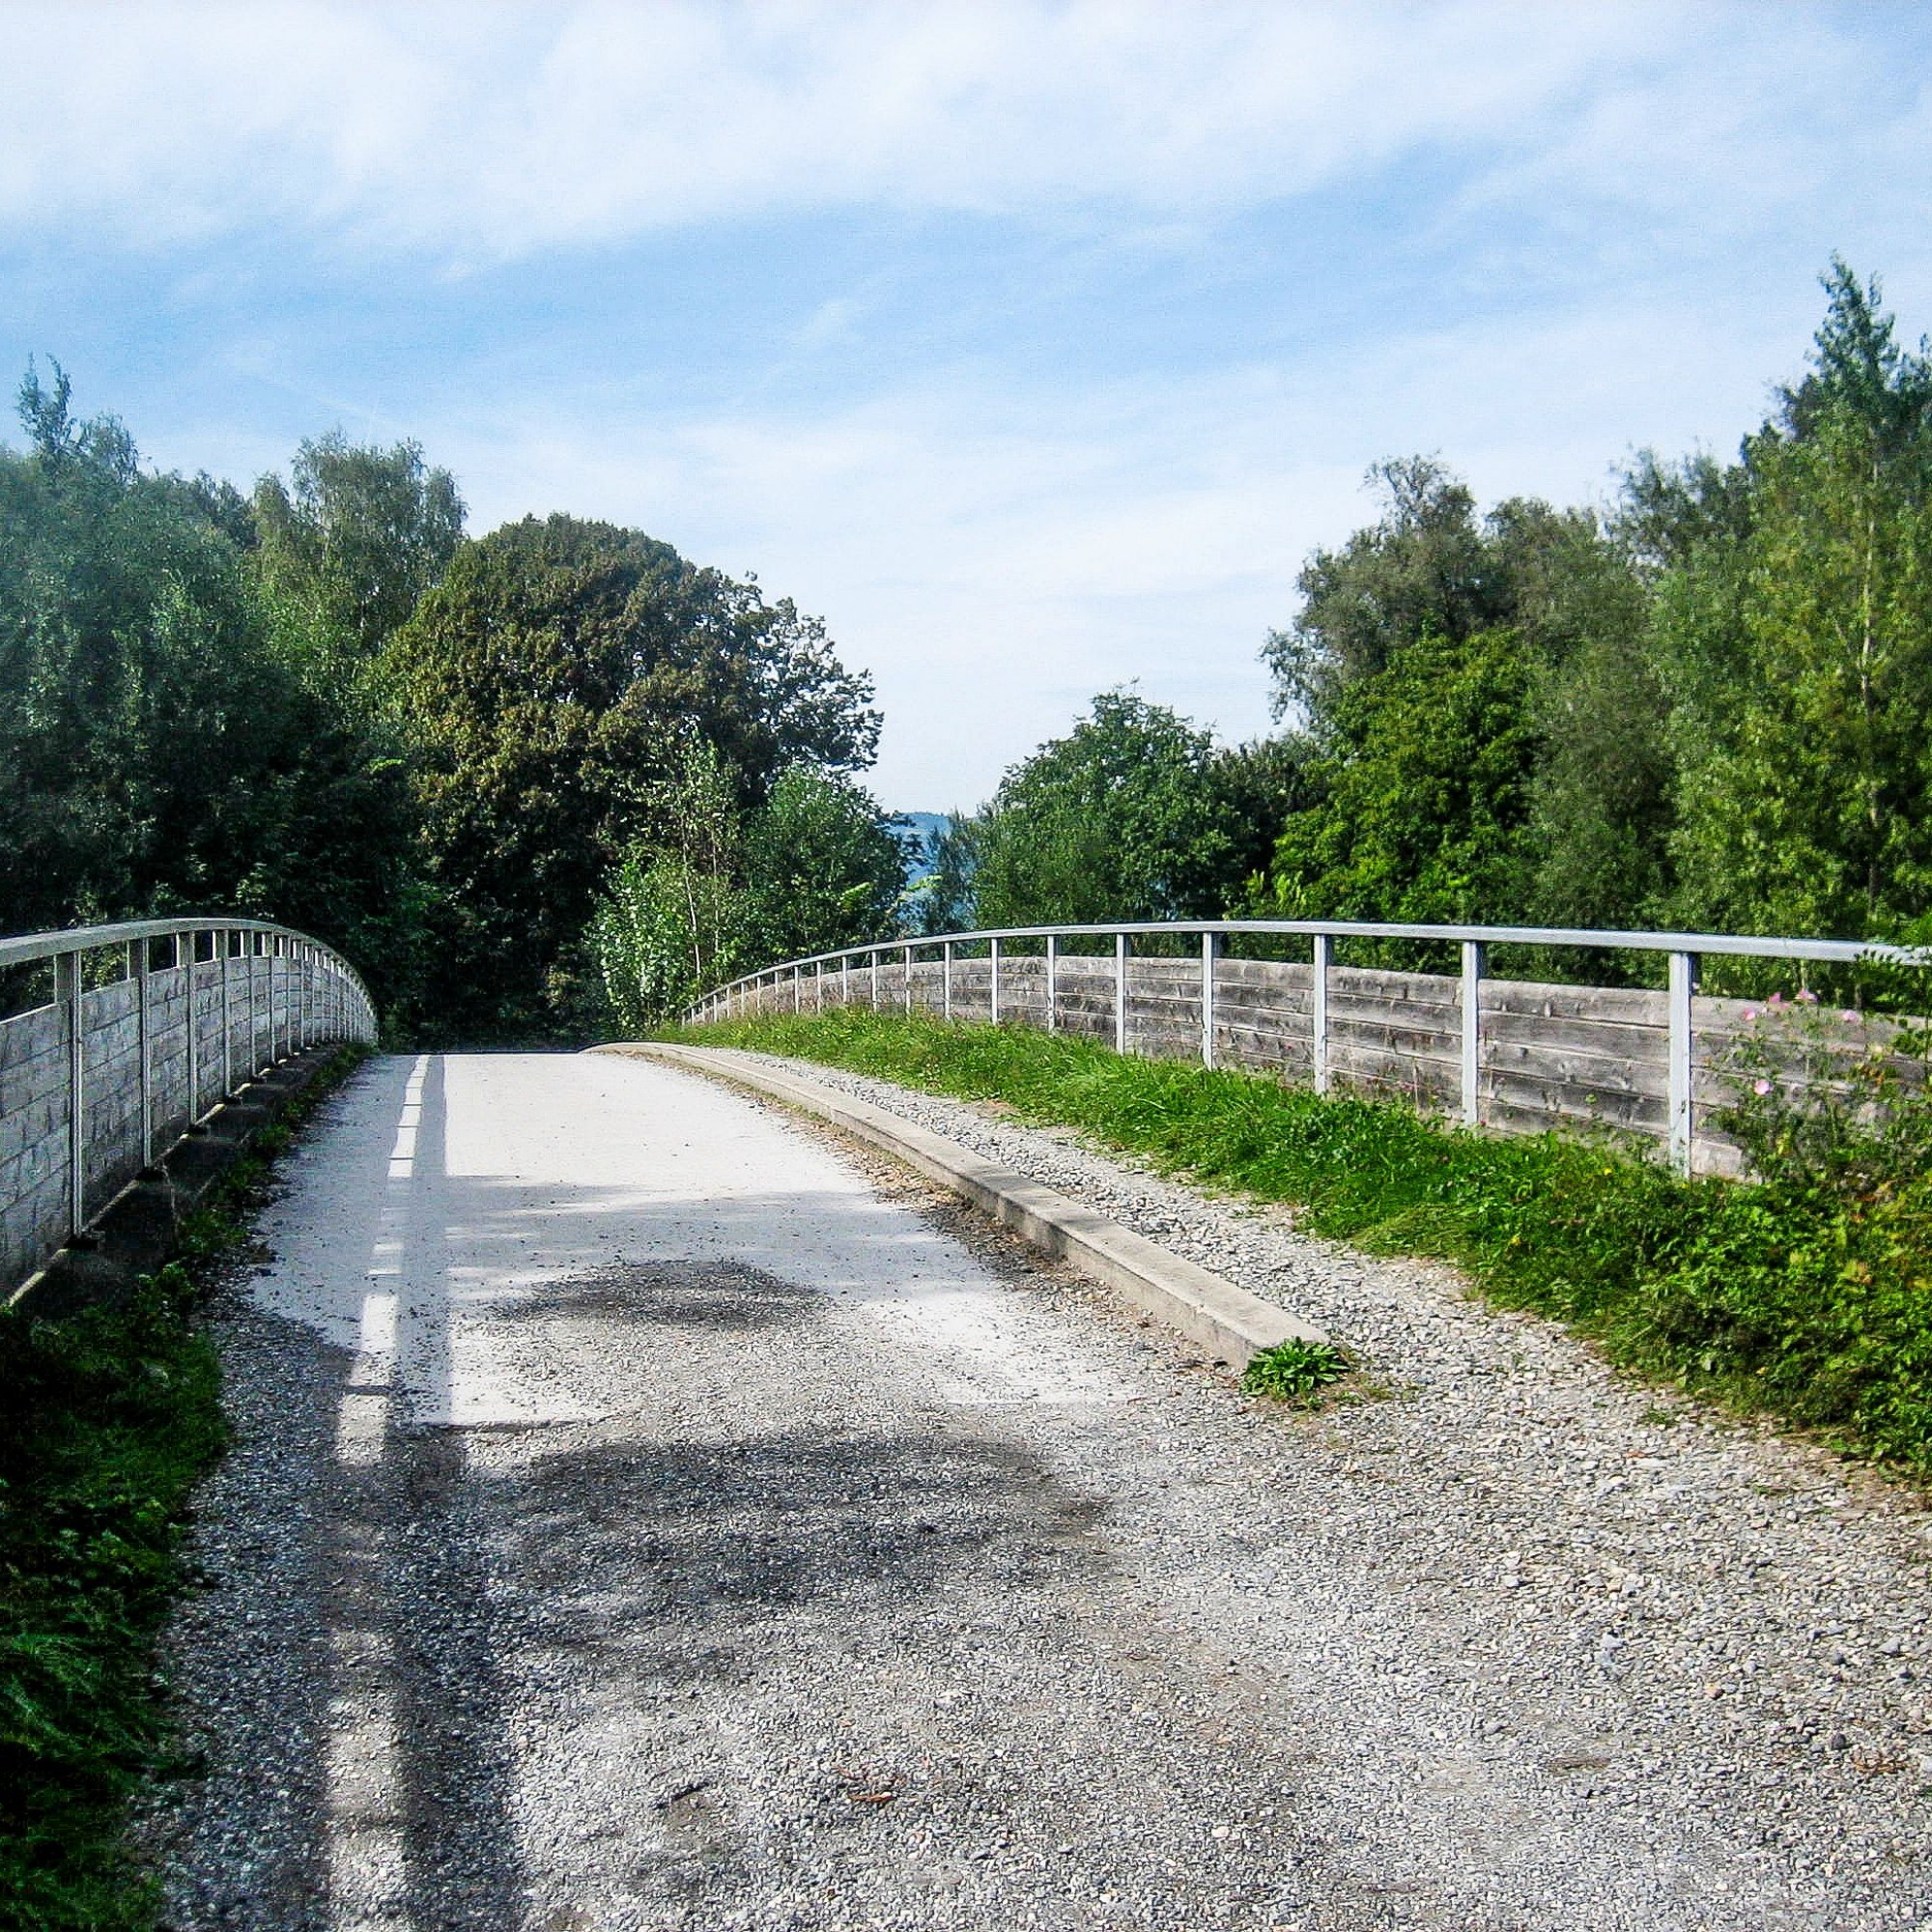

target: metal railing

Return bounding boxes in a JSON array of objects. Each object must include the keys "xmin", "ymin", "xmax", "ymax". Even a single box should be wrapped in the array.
[
  {"xmin": 689, "ymin": 919, "xmax": 1927, "ymax": 1176},
  {"xmin": 1, "ymin": 916, "xmax": 378, "ymax": 1293}
]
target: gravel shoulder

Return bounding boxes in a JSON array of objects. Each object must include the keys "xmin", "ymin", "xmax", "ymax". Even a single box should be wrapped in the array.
[{"xmin": 144, "ymin": 1049, "xmax": 1932, "ymax": 1930}]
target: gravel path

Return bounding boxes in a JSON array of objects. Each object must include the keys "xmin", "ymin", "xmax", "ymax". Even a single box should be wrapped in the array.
[{"xmin": 147, "ymin": 1049, "xmax": 1932, "ymax": 1930}]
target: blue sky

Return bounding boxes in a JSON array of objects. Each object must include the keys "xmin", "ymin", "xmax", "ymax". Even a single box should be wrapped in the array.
[{"xmin": 5, "ymin": 2, "xmax": 1931, "ymax": 809}]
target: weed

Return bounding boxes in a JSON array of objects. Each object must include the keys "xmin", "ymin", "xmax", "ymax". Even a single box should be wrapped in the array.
[{"xmin": 1241, "ymin": 1339, "xmax": 1353, "ymax": 1406}]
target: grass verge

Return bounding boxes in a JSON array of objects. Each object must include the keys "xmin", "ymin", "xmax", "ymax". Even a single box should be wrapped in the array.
[
  {"xmin": 672, "ymin": 1010, "xmax": 1932, "ymax": 1481},
  {"xmin": 0, "ymin": 1045, "xmax": 367, "ymax": 1932}
]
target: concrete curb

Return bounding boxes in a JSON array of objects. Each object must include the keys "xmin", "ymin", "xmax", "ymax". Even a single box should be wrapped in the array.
[{"xmin": 594, "ymin": 1041, "xmax": 1329, "ymax": 1367}]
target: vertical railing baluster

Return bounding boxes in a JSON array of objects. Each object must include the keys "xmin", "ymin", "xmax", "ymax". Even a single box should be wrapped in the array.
[
  {"xmin": 1045, "ymin": 934, "xmax": 1058, "ymax": 1034},
  {"xmin": 1461, "ymin": 939, "xmax": 1485, "ymax": 1128},
  {"xmin": 185, "ymin": 931, "xmax": 201, "ymax": 1124},
  {"xmin": 1115, "ymin": 932, "xmax": 1128, "ymax": 1054},
  {"xmin": 1201, "ymin": 930, "xmax": 1218, "ymax": 1069},
  {"xmin": 1313, "ymin": 931, "xmax": 1332, "ymax": 1094},
  {"xmin": 1669, "ymin": 950, "xmax": 1699, "ymax": 1177},
  {"xmin": 904, "ymin": 943, "xmax": 914, "ymax": 1016},
  {"xmin": 989, "ymin": 937, "xmax": 1001, "ymax": 1025},
  {"xmin": 61, "ymin": 951, "xmax": 84, "ymax": 1238},
  {"xmin": 132, "ymin": 939, "xmax": 151, "ymax": 1166},
  {"xmin": 219, "ymin": 930, "xmax": 232, "ymax": 1097},
  {"xmin": 942, "ymin": 941, "xmax": 952, "ymax": 1021}
]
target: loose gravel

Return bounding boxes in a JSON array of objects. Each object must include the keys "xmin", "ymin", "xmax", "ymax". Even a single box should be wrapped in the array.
[{"xmin": 144, "ymin": 1049, "xmax": 1932, "ymax": 1930}]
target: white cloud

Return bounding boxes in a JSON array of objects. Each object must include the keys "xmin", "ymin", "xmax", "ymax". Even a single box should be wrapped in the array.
[
  {"xmin": 19, "ymin": 1, "xmax": 1930, "ymax": 810},
  {"xmin": 397, "ymin": 282, "xmax": 1804, "ymax": 808},
  {"xmin": 3, "ymin": 2, "xmax": 1913, "ymax": 259}
]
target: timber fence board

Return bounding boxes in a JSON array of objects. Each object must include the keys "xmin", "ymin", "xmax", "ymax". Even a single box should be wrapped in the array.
[{"xmin": 705, "ymin": 928, "xmax": 1930, "ymax": 1179}]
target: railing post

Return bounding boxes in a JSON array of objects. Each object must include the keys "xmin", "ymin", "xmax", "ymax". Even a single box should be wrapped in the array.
[
  {"xmin": 1312, "ymin": 931, "xmax": 1332, "ymax": 1094},
  {"xmin": 60, "ymin": 951, "xmax": 84, "ymax": 1237},
  {"xmin": 185, "ymin": 932, "xmax": 201, "ymax": 1124},
  {"xmin": 904, "ymin": 943, "xmax": 914, "ymax": 1016},
  {"xmin": 870, "ymin": 950, "xmax": 880, "ymax": 1010},
  {"xmin": 1045, "ymin": 933, "xmax": 1058, "ymax": 1034},
  {"xmin": 219, "ymin": 931, "xmax": 232, "ymax": 1095},
  {"xmin": 989, "ymin": 937, "xmax": 1001, "ymax": 1024},
  {"xmin": 942, "ymin": 941, "xmax": 952, "ymax": 1021},
  {"xmin": 1669, "ymin": 950, "xmax": 1699, "ymax": 1177},
  {"xmin": 131, "ymin": 938, "xmax": 152, "ymax": 1166},
  {"xmin": 1115, "ymin": 931, "xmax": 1129, "ymax": 1054},
  {"xmin": 843, "ymin": 953, "xmax": 851, "ymax": 1009},
  {"xmin": 1461, "ymin": 940, "xmax": 1485, "ymax": 1127},
  {"xmin": 792, "ymin": 964, "xmax": 801, "ymax": 1013},
  {"xmin": 1201, "ymin": 930, "xmax": 1218, "ymax": 1068},
  {"xmin": 816, "ymin": 957, "xmax": 825, "ymax": 1012}
]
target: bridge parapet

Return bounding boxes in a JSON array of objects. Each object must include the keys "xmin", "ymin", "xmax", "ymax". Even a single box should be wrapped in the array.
[
  {"xmin": 1, "ymin": 918, "xmax": 377, "ymax": 1296},
  {"xmin": 690, "ymin": 920, "xmax": 1929, "ymax": 1179}
]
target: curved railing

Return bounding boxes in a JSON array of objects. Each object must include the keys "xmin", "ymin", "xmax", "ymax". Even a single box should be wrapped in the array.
[
  {"xmin": 688, "ymin": 919, "xmax": 1927, "ymax": 1178},
  {"xmin": 1, "ymin": 917, "xmax": 378, "ymax": 1294}
]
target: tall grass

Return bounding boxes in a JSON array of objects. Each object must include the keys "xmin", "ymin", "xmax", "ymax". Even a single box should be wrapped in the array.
[
  {"xmin": 677, "ymin": 1010, "xmax": 1932, "ymax": 1480},
  {"xmin": 0, "ymin": 1045, "xmax": 366, "ymax": 1931}
]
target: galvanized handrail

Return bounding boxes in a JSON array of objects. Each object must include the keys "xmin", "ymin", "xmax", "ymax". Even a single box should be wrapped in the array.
[
  {"xmin": 2, "ymin": 915, "xmax": 378, "ymax": 1293},
  {"xmin": 688, "ymin": 918, "xmax": 1929, "ymax": 1176}
]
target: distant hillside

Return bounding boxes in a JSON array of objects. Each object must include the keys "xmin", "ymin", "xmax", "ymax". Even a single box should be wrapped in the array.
[{"xmin": 895, "ymin": 811, "xmax": 951, "ymax": 869}]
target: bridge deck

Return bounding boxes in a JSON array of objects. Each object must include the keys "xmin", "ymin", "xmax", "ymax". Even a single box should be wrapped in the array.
[{"xmin": 148, "ymin": 1051, "xmax": 1931, "ymax": 1928}]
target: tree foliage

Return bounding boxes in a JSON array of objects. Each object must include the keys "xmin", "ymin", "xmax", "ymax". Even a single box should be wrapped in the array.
[
  {"xmin": 388, "ymin": 514, "xmax": 884, "ymax": 1038},
  {"xmin": 1256, "ymin": 628, "xmax": 1538, "ymax": 925},
  {"xmin": 965, "ymin": 690, "xmax": 1281, "ymax": 927},
  {"xmin": 588, "ymin": 741, "xmax": 904, "ymax": 1034},
  {"xmin": 1244, "ymin": 259, "xmax": 1932, "ymax": 958},
  {"xmin": 253, "ymin": 431, "xmax": 464, "ymax": 669},
  {"xmin": 0, "ymin": 366, "xmax": 422, "ymax": 1005}
]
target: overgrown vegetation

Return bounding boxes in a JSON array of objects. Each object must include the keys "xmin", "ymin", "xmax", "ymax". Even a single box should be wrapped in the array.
[
  {"xmin": 587, "ymin": 737, "xmax": 908, "ymax": 1034},
  {"xmin": 0, "ymin": 1046, "xmax": 365, "ymax": 1930},
  {"xmin": 681, "ymin": 1009, "xmax": 1932, "ymax": 1480}
]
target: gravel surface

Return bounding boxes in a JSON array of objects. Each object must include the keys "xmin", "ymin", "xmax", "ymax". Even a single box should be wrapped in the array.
[{"xmin": 144, "ymin": 1049, "xmax": 1932, "ymax": 1930}]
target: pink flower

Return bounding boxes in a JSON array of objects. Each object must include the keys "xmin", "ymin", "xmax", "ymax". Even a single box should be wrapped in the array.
[
  {"xmin": 1796, "ymin": 987, "xmax": 1818, "ymax": 1005},
  {"xmin": 1768, "ymin": 991, "xmax": 1786, "ymax": 1009},
  {"xmin": 1841, "ymin": 1009, "xmax": 1861, "ymax": 1024},
  {"xmin": 1753, "ymin": 1079, "xmax": 1773, "ymax": 1095},
  {"xmin": 1743, "ymin": 1007, "xmax": 1759, "ymax": 1022}
]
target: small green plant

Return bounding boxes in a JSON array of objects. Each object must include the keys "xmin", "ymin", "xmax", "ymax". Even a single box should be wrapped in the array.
[{"xmin": 1241, "ymin": 1339, "xmax": 1353, "ymax": 1406}]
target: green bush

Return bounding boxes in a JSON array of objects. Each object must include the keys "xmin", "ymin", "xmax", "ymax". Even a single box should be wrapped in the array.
[
  {"xmin": 679, "ymin": 1009, "xmax": 1932, "ymax": 1480},
  {"xmin": 0, "ymin": 1043, "xmax": 366, "ymax": 1928},
  {"xmin": 0, "ymin": 1265, "xmax": 222, "ymax": 1930}
]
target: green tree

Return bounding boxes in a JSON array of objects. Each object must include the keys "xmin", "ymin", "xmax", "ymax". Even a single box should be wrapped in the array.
[
  {"xmin": 0, "ymin": 366, "xmax": 422, "ymax": 1004},
  {"xmin": 970, "ymin": 690, "xmax": 1243, "ymax": 926},
  {"xmin": 1256, "ymin": 628, "xmax": 1539, "ymax": 926},
  {"xmin": 741, "ymin": 768, "xmax": 907, "ymax": 964},
  {"xmin": 587, "ymin": 750, "xmax": 905, "ymax": 1032},
  {"xmin": 388, "ymin": 514, "xmax": 881, "ymax": 1039},
  {"xmin": 253, "ymin": 431, "xmax": 465, "ymax": 668},
  {"xmin": 1662, "ymin": 262, "xmax": 1932, "ymax": 941},
  {"xmin": 588, "ymin": 739, "xmax": 745, "ymax": 1034}
]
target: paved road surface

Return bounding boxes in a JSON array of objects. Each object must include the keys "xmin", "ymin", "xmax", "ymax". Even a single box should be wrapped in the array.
[{"xmin": 150, "ymin": 1052, "xmax": 1930, "ymax": 1930}]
